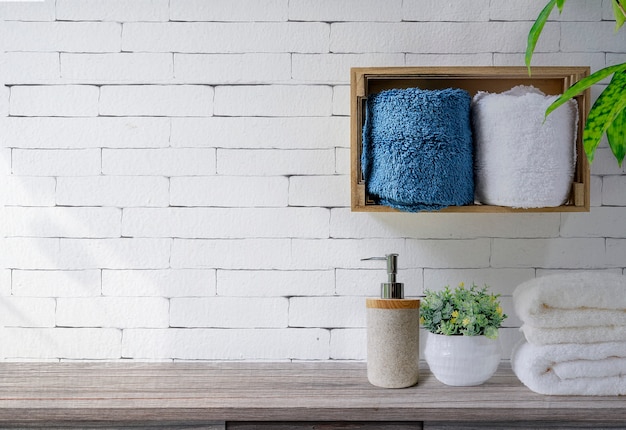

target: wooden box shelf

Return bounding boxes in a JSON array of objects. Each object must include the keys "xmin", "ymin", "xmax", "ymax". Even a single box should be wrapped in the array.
[{"xmin": 350, "ymin": 66, "xmax": 591, "ymax": 213}]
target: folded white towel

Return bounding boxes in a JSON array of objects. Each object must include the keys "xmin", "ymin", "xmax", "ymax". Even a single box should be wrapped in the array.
[
  {"xmin": 513, "ymin": 271, "xmax": 626, "ymax": 328},
  {"xmin": 511, "ymin": 340, "xmax": 626, "ymax": 395},
  {"xmin": 472, "ymin": 85, "xmax": 577, "ymax": 208},
  {"xmin": 521, "ymin": 324, "xmax": 626, "ymax": 345}
]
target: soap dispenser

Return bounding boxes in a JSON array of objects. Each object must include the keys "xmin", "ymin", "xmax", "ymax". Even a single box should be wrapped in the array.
[{"xmin": 363, "ymin": 254, "xmax": 420, "ymax": 388}]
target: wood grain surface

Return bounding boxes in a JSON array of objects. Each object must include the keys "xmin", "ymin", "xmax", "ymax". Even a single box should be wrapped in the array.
[{"xmin": 0, "ymin": 362, "xmax": 621, "ymax": 427}]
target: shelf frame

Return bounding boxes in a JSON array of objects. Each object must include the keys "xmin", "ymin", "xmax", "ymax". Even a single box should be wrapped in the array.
[{"xmin": 350, "ymin": 66, "xmax": 591, "ymax": 213}]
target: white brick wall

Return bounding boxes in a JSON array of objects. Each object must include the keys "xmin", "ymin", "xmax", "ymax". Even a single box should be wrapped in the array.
[{"xmin": 1, "ymin": 0, "xmax": 624, "ymax": 363}]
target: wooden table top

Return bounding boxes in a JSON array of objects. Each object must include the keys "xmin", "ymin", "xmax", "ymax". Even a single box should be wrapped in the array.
[{"xmin": 0, "ymin": 362, "xmax": 622, "ymax": 426}]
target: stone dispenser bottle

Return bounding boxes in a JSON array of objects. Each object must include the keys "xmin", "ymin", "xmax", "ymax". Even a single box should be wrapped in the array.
[{"xmin": 363, "ymin": 254, "xmax": 420, "ymax": 388}]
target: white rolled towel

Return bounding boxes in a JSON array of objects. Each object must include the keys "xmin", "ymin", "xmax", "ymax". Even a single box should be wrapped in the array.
[
  {"xmin": 511, "ymin": 339, "xmax": 626, "ymax": 395},
  {"xmin": 472, "ymin": 85, "xmax": 578, "ymax": 208}
]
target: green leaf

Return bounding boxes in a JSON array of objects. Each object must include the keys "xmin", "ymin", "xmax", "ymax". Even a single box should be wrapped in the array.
[
  {"xmin": 526, "ymin": 0, "xmax": 557, "ymax": 75},
  {"xmin": 556, "ymin": 0, "xmax": 567, "ymax": 12},
  {"xmin": 614, "ymin": 0, "xmax": 626, "ymax": 31},
  {"xmin": 545, "ymin": 62, "xmax": 626, "ymax": 118},
  {"xmin": 583, "ymin": 71, "xmax": 626, "ymax": 163},
  {"xmin": 607, "ymin": 105, "xmax": 626, "ymax": 167}
]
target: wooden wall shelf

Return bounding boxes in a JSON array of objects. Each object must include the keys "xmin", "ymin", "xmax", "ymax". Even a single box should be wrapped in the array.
[{"xmin": 350, "ymin": 66, "xmax": 591, "ymax": 213}]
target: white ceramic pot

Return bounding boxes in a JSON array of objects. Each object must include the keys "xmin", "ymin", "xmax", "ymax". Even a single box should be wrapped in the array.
[{"xmin": 423, "ymin": 331, "xmax": 501, "ymax": 386}]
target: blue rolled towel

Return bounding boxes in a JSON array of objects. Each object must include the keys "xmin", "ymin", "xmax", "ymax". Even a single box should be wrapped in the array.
[{"xmin": 362, "ymin": 87, "xmax": 474, "ymax": 212}]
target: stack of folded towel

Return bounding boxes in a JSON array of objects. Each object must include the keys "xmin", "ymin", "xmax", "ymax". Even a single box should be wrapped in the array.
[{"xmin": 511, "ymin": 271, "xmax": 626, "ymax": 395}]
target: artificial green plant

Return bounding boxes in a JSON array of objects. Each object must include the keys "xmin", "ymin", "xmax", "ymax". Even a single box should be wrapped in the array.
[
  {"xmin": 526, "ymin": 0, "xmax": 626, "ymax": 166},
  {"xmin": 420, "ymin": 283, "xmax": 507, "ymax": 340}
]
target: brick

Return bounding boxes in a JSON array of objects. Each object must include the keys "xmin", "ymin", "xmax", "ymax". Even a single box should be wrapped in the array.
[
  {"xmin": 0, "ymin": 328, "xmax": 121, "ymax": 359},
  {"xmin": 0, "ymin": 270, "xmax": 9, "ymax": 296},
  {"xmin": 174, "ymin": 53, "xmax": 291, "ymax": 84},
  {"xmin": 591, "ymin": 147, "xmax": 625, "ymax": 176},
  {"xmin": 170, "ymin": 117, "xmax": 349, "ymax": 149},
  {"xmin": 423, "ymin": 268, "xmax": 535, "ymax": 297},
  {"xmin": 330, "ymin": 328, "xmax": 365, "ymax": 360},
  {"xmin": 217, "ymin": 269, "xmax": 335, "ymax": 297},
  {"xmin": 289, "ymin": 296, "xmax": 364, "ymax": 328},
  {"xmin": 122, "ymin": 328, "xmax": 330, "ymax": 360},
  {"xmin": 3, "ymin": 207, "xmax": 121, "ymax": 238},
  {"xmin": 57, "ymin": 297, "xmax": 169, "ymax": 328},
  {"xmin": 214, "ymin": 85, "xmax": 332, "ymax": 117},
  {"xmin": 170, "ymin": 0, "xmax": 287, "ymax": 22},
  {"xmin": 290, "ymin": 0, "xmax": 401, "ymax": 21},
  {"xmin": 171, "ymin": 238, "xmax": 291, "ymax": 270},
  {"xmin": 57, "ymin": 0, "xmax": 169, "ymax": 21},
  {"xmin": 292, "ymin": 53, "xmax": 403, "ymax": 84},
  {"xmin": 99, "ymin": 85, "xmax": 213, "ymax": 117},
  {"xmin": 335, "ymin": 268, "xmax": 422, "ymax": 297},
  {"xmin": 603, "ymin": 0, "xmax": 623, "ymax": 20},
  {"xmin": 603, "ymin": 175, "xmax": 626, "ymax": 205},
  {"xmin": 404, "ymin": 239, "xmax": 491, "ymax": 269},
  {"xmin": 330, "ymin": 208, "xmax": 560, "ymax": 239},
  {"xmin": 332, "ymin": 85, "xmax": 349, "ymax": 116},
  {"xmin": 2, "ymin": 176, "xmax": 56, "ymax": 206},
  {"xmin": 0, "ymin": 85, "xmax": 8, "ymax": 117},
  {"xmin": 336, "ymin": 148, "xmax": 349, "ymax": 175},
  {"xmin": 330, "ymin": 22, "xmax": 559, "ymax": 54},
  {"xmin": 170, "ymin": 176, "xmax": 288, "ymax": 207},
  {"xmin": 102, "ymin": 269, "xmax": 216, "ymax": 297},
  {"xmin": 0, "ymin": 297, "xmax": 55, "ymax": 327},
  {"xmin": 171, "ymin": 297, "xmax": 288, "ymax": 328},
  {"xmin": 491, "ymin": 238, "xmax": 607, "ymax": 268},
  {"xmin": 288, "ymin": 175, "xmax": 350, "ymax": 207},
  {"xmin": 490, "ymin": 0, "xmax": 602, "ymax": 21},
  {"xmin": 403, "ymin": 0, "xmax": 489, "ymax": 21},
  {"xmin": 0, "ymin": 53, "xmax": 59, "ymax": 84},
  {"xmin": 122, "ymin": 207, "xmax": 329, "ymax": 239},
  {"xmin": 56, "ymin": 176, "xmax": 169, "ymax": 207},
  {"xmin": 605, "ymin": 239, "xmax": 626, "ymax": 267},
  {"xmin": 561, "ymin": 21, "xmax": 626, "ymax": 52},
  {"xmin": 12, "ymin": 269, "xmax": 101, "ymax": 297},
  {"xmin": 406, "ymin": 53, "xmax": 493, "ymax": 66},
  {"xmin": 217, "ymin": 149, "xmax": 335, "ymax": 175},
  {"xmin": 290, "ymin": 238, "xmax": 406, "ymax": 270},
  {"xmin": 0, "ymin": 0, "xmax": 55, "ymax": 21},
  {"xmin": 0, "ymin": 117, "xmax": 170, "ymax": 149},
  {"xmin": 13, "ymin": 149, "xmax": 101, "ymax": 176},
  {"xmin": 122, "ymin": 22, "xmax": 329, "ymax": 53},
  {"xmin": 0, "ymin": 149, "xmax": 9, "ymax": 176},
  {"xmin": 560, "ymin": 207, "xmax": 626, "ymax": 237},
  {"xmin": 590, "ymin": 176, "xmax": 603, "ymax": 208},
  {"xmin": 57, "ymin": 238, "xmax": 171, "ymax": 270},
  {"xmin": 10, "ymin": 85, "xmax": 99, "ymax": 117},
  {"xmin": 0, "ymin": 22, "xmax": 121, "ymax": 53},
  {"xmin": 0, "ymin": 238, "xmax": 59, "ymax": 270},
  {"xmin": 61, "ymin": 53, "xmax": 173, "ymax": 84},
  {"xmin": 102, "ymin": 148, "xmax": 216, "ymax": 176},
  {"xmin": 494, "ymin": 52, "xmax": 606, "ymax": 73}
]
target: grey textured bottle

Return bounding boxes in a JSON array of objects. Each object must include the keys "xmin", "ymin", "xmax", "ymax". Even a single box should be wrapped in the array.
[{"xmin": 362, "ymin": 254, "xmax": 420, "ymax": 388}]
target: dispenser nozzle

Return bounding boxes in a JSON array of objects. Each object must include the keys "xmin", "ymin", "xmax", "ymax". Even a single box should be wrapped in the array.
[{"xmin": 361, "ymin": 253, "xmax": 404, "ymax": 299}]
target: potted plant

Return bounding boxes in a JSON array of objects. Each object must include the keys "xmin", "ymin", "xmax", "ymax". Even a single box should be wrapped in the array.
[
  {"xmin": 526, "ymin": 0, "xmax": 626, "ymax": 166},
  {"xmin": 421, "ymin": 283, "xmax": 507, "ymax": 386}
]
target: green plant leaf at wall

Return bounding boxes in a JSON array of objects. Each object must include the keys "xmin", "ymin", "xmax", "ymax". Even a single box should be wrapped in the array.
[
  {"xmin": 583, "ymin": 71, "xmax": 626, "ymax": 164},
  {"xmin": 545, "ymin": 62, "xmax": 626, "ymax": 117},
  {"xmin": 614, "ymin": 0, "xmax": 626, "ymax": 31},
  {"xmin": 607, "ymin": 105, "xmax": 626, "ymax": 167},
  {"xmin": 527, "ymin": 0, "xmax": 626, "ymax": 165},
  {"xmin": 525, "ymin": 0, "xmax": 559, "ymax": 74}
]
